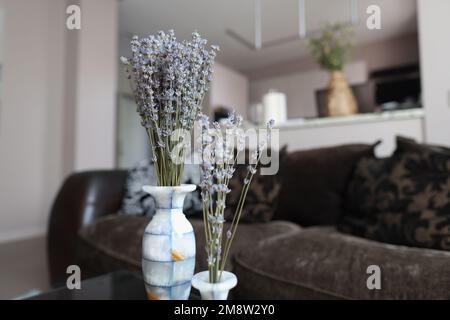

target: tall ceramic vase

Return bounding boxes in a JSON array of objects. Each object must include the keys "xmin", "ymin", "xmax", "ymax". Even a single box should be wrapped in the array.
[
  {"xmin": 141, "ymin": 184, "xmax": 196, "ymax": 300},
  {"xmin": 326, "ymin": 71, "xmax": 358, "ymax": 117}
]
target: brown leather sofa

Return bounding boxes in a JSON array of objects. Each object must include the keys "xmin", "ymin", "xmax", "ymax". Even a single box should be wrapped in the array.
[
  {"xmin": 47, "ymin": 142, "xmax": 450, "ymax": 299},
  {"xmin": 47, "ymin": 170, "xmax": 301, "ymax": 287},
  {"xmin": 47, "ymin": 170, "xmax": 127, "ymax": 286}
]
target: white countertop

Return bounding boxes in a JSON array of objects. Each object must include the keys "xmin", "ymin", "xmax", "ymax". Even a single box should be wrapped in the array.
[{"xmin": 272, "ymin": 108, "xmax": 425, "ymax": 130}]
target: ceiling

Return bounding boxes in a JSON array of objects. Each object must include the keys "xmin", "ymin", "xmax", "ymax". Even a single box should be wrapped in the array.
[{"xmin": 119, "ymin": 0, "xmax": 417, "ymax": 73}]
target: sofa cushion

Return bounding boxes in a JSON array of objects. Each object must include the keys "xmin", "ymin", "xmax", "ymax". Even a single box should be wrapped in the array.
[
  {"xmin": 340, "ymin": 152, "xmax": 450, "ymax": 251},
  {"xmin": 233, "ymin": 227, "xmax": 450, "ymax": 299},
  {"xmin": 339, "ymin": 156, "xmax": 396, "ymax": 236},
  {"xmin": 193, "ymin": 218, "xmax": 300, "ymax": 272},
  {"xmin": 77, "ymin": 215, "xmax": 146, "ymax": 277},
  {"xmin": 394, "ymin": 136, "xmax": 450, "ymax": 156},
  {"xmin": 274, "ymin": 143, "xmax": 378, "ymax": 226},
  {"xmin": 225, "ymin": 146, "xmax": 288, "ymax": 223},
  {"xmin": 77, "ymin": 215, "xmax": 301, "ymax": 277}
]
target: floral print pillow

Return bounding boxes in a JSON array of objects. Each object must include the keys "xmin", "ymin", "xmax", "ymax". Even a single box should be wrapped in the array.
[
  {"xmin": 120, "ymin": 159, "xmax": 202, "ymax": 218},
  {"xmin": 340, "ymin": 152, "xmax": 450, "ymax": 251}
]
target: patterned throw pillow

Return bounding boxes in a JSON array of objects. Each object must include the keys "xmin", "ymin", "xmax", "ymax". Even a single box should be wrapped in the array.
[
  {"xmin": 340, "ymin": 152, "xmax": 450, "ymax": 251},
  {"xmin": 339, "ymin": 156, "xmax": 397, "ymax": 235},
  {"xmin": 120, "ymin": 159, "xmax": 202, "ymax": 218},
  {"xmin": 224, "ymin": 147, "xmax": 287, "ymax": 223}
]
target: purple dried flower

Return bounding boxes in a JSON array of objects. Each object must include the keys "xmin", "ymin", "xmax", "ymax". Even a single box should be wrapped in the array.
[
  {"xmin": 247, "ymin": 165, "xmax": 257, "ymax": 175},
  {"xmin": 198, "ymin": 111, "xmax": 272, "ymax": 283},
  {"xmin": 121, "ymin": 30, "xmax": 219, "ymax": 186}
]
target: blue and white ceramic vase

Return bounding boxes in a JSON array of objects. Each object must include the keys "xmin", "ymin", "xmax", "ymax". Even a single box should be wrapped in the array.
[{"xmin": 141, "ymin": 184, "xmax": 196, "ymax": 300}]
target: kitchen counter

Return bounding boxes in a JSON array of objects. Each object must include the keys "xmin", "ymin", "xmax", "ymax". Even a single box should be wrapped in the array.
[
  {"xmin": 275, "ymin": 108, "xmax": 425, "ymax": 130},
  {"xmin": 252, "ymin": 108, "xmax": 426, "ymax": 157}
]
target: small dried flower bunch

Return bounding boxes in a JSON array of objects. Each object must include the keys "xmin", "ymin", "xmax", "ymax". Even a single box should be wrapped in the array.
[
  {"xmin": 198, "ymin": 111, "xmax": 274, "ymax": 283},
  {"xmin": 121, "ymin": 30, "xmax": 219, "ymax": 186}
]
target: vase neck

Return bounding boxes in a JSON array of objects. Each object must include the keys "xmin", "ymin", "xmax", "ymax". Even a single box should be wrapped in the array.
[
  {"xmin": 330, "ymin": 70, "xmax": 344, "ymax": 78},
  {"xmin": 142, "ymin": 184, "xmax": 196, "ymax": 210}
]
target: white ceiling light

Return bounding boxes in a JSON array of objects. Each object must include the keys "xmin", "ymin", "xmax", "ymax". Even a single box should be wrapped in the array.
[
  {"xmin": 227, "ymin": 0, "xmax": 359, "ymax": 51},
  {"xmin": 298, "ymin": 0, "xmax": 306, "ymax": 38},
  {"xmin": 350, "ymin": 0, "xmax": 359, "ymax": 24}
]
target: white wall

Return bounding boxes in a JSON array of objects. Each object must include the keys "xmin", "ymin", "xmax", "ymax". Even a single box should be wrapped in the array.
[
  {"xmin": 209, "ymin": 62, "xmax": 249, "ymax": 118},
  {"xmin": 0, "ymin": 0, "xmax": 66, "ymax": 241},
  {"xmin": 72, "ymin": 0, "xmax": 118, "ymax": 171},
  {"xmin": 116, "ymin": 45, "xmax": 151, "ymax": 168},
  {"xmin": 117, "ymin": 94, "xmax": 151, "ymax": 168},
  {"xmin": 250, "ymin": 61, "xmax": 367, "ymax": 119},
  {"xmin": 0, "ymin": 0, "xmax": 118, "ymax": 242},
  {"xmin": 247, "ymin": 34, "xmax": 419, "ymax": 80},
  {"xmin": 418, "ymin": 0, "xmax": 450, "ymax": 146},
  {"xmin": 249, "ymin": 34, "xmax": 420, "ymax": 119}
]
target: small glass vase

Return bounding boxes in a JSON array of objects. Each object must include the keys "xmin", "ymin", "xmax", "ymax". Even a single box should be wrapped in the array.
[
  {"xmin": 141, "ymin": 184, "xmax": 196, "ymax": 300},
  {"xmin": 191, "ymin": 271, "xmax": 238, "ymax": 300}
]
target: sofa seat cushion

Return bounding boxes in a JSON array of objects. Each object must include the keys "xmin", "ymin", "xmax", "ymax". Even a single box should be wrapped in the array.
[
  {"xmin": 233, "ymin": 227, "xmax": 450, "ymax": 299},
  {"xmin": 77, "ymin": 215, "xmax": 147, "ymax": 277},
  {"xmin": 77, "ymin": 215, "xmax": 301, "ymax": 278},
  {"xmin": 192, "ymin": 219, "xmax": 301, "ymax": 272}
]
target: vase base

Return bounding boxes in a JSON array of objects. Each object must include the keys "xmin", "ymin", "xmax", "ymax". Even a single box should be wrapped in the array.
[
  {"xmin": 146, "ymin": 290, "xmax": 160, "ymax": 300},
  {"xmin": 144, "ymin": 282, "xmax": 192, "ymax": 300}
]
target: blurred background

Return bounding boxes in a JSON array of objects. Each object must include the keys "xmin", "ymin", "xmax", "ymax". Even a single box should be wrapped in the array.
[{"xmin": 0, "ymin": 0, "xmax": 449, "ymax": 299}]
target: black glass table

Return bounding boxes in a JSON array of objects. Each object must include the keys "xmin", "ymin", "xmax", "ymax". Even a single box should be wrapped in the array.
[{"xmin": 29, "ymin": 270, "xmax": 199, "ymax": 300}]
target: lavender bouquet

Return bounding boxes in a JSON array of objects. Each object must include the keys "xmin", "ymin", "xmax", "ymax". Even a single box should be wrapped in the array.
[
  {"xmin": 121, "ymin": 30, "xmax": 219, "ymax": 186},
  {"xmin": 198, "ymin": 112, "xmax": 274, "ymax": 283}
]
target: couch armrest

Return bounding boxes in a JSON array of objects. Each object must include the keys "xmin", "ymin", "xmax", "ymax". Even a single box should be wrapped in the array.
[{"xmin": 47, "ymin": 170, "xmax": 127, "ymax": 286}]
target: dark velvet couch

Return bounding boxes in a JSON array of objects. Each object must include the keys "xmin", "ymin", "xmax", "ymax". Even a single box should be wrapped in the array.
[{"xmin": 47, "ymin": 143, "xmax": 450, "ymax": 299}]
